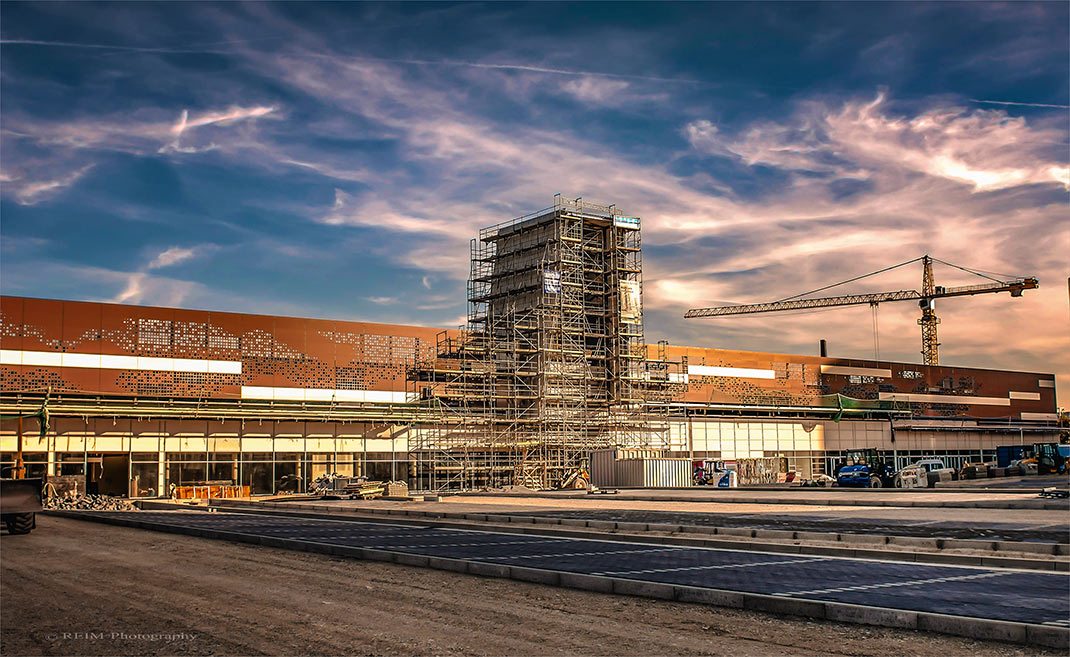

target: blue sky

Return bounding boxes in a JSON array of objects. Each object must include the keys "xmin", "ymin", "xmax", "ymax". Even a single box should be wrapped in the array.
[{"xmin": 1, "ymin": 2, "xmax": 1068, "ymax": 391}]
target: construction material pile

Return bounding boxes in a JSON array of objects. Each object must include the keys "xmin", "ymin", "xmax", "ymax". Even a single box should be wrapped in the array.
[
  {"xmin": 384, "ymin": 481, "xmax": 409, "ymax": 497},
  {"xmin": 342, "ymin": 480, "xmax": 384, "ymax": 499},
  {"xmin": 308, "ymin": 472, "xmax": 358, "ymax": 495},
  {"xmin": 44, "ymin": 494, "xmax": 138, "ymax": 511}
]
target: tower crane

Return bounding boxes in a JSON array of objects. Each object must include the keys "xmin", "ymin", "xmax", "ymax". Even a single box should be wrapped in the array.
[{"xmin": 684, "ymin": 256, "xmax": 1038, "ymax": 366}]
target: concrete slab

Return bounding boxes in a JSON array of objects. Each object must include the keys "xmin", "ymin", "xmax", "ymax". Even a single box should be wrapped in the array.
[
  {"xmin": 673, "ymin": 586, "xmax": 745, "ymax": 608},
  {"xmin": 824, "ymin": 601, "xmax": 918, "ymax": 629},
  {"xmin": 917, "ymin": 613, "xmax": 1027, "ymax": 644},
  {"xmin": 612, "ymin": 578, "xmax": 675, "ymax": 600},
  {"xmin": 559, "ymin": 572, "xmax": 614, "ymax": 593}
]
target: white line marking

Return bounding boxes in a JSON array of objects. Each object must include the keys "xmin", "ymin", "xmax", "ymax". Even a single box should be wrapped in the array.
[
  {"xmin": 775, "ymin": 571, "xmax": 1011, "ymax": 597},
  {"xmin": 482, "ymin": 547, "xmax": 687, "ymax": 562},
  {"xmin": 593, "ymin": 557, "xmax": 823, "ymax": 577}
]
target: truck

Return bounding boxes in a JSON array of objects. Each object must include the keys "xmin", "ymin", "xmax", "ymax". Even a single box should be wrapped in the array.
[{"xmin": 835, "ymin": 448, "xmax": 896, "ymax": 488}]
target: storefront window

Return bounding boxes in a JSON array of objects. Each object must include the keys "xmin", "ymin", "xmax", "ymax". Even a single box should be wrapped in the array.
[
  {"xmin": 166, "ymin": 453, "xmax": 206, "ymax": 488},
  {"xmin": 274, "ymin": 453, "xmax": 301, "ymax": 493},
  {"xmin": 131, "ymin": 463, "xmax": 159, "ymax": 497},
  {"xmin": 206, "ymin": 462, "xmax": 234, "ymax": 483},
  {"xmin": 58, "ymin": 452, "xmax": 86, "ymax": 476},
  {"xmin": 240, "ymin": 454, "xmax": 273, "ymax": 494}
]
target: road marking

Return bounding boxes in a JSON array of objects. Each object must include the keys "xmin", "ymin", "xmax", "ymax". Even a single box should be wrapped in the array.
[
  {"xmin": 592, "ymin": 557, "xmax": 823, "ymax": 576},
  {"xmin": 775, "ymin": 571, "xmax": 1011, "ymax": 597},
  {"xmin": 366, "ymin": 538, "xmax": 554, "ymax": 550},
  {"xmin": 481, "ymin": 547, "xmax": 688, "ymax": 562},
  {"xmin": 1042, "ymin": 619, "xmax": 1070, "ymax": 627}
]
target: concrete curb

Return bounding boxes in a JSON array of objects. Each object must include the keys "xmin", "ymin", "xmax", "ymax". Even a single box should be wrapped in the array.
[
  {"xmin": 48, "ymin": 510, "xmax": 1070, "ymax": 650},
  {"xmin": 191, "ymin": 500, "xmax": 1069, "ymax": 570},
  {"xmin": 459, "ymin": 490, "xmax": 1069, "ymax": 511}
]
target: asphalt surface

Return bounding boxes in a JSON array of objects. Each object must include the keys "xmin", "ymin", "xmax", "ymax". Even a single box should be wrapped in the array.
[
  {"xmin": 73, "ymin": 510, "xmax": 1070, "ymax": 628},
  {"xmin": 493, "ymin": 509, "xmax": 1070, "ymax": 543}
]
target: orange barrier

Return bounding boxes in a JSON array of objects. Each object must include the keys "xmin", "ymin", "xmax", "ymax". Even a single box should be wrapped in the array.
[{"xmin": 173, "ymin": 485, "xmax": 250, "ymax": 500}]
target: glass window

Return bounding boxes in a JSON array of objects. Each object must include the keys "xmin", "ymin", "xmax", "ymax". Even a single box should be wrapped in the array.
[
  {"xmin": 132, "ymin": 453, "xmax": 159, "ymax": 462},
  {"xmin": 166, "ymin": 460, "xmax": 207, "ymax": 488},
  {"xmin": 168, "ymin": 452, "xmax": 207, "ymax": 462},
  {"xmin": 131, "ymin": 463, "xmax": 159, "ymax": 497},
  {"xmin": 207, "ymin": 461, "xmax": 235, "ymax": 483},
  {"xmin": 274, "ymin": 458, "xmax": 301, "ymax": 493},
  {"xmin": 239, "ymin": 457, "xmax": 271, "ymax": 498},
  {"xmin": 59, "ymin": 452, "xmax": 86, "ymax": 476}
]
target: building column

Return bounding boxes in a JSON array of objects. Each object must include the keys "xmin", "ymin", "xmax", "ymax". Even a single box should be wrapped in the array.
[
  {"xmin": 47, "ymin": 450, "xmax": 56, "ymax": 476},
  {"xmin": 157, "ymin": 450, "xmax": 166, "ymax": 497}
]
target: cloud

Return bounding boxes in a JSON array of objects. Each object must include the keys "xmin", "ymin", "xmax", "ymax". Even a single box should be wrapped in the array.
[
  {"xmin": 970, "ymin": 99, "xmax": 1070, "ymax": 109},
  {"xmin": 161, "ymin": 105, "xmax": 276, "ymax": 153},
  {"xmin": 560, "ymin": 77, "xmax": 630, "ymax": 104},
  {"xmin": 147, "ymin": 246, "xmax": 199, "ymax": 270},
  {"xmin": 106, "ymin": 245, "xmax": 208, "ymax": 304},
  {"xmin": 5, "ymin": 165, "xmax": 94, "ymax": 205},
  {"xmin": 686, "ymin": 93, "xmax": 1068, "ymax": 192}
]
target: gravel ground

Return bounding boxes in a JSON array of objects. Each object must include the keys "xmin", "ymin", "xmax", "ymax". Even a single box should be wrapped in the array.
[{"xmin": 0, "ymin": 516, "xmax": 1059, "ymax": 657}]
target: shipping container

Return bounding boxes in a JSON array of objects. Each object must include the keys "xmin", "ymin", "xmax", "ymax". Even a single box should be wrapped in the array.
[
  {"xmin": 613, "ymin": 458, "xmax": 692, "ymax": 487},
  {"xmin": 588, "ymin": 448, "xmax": 665, "ymax": 486}
]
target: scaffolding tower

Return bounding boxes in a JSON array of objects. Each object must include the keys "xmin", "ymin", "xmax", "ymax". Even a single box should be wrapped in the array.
[{"xmin": 411, "ymin": 196, "xmax": 686, "ymax": 491}]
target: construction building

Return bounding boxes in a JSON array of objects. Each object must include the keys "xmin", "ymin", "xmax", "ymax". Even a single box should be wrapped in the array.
[{"xmin": 0, "ymin": 198, "xmax": 1060, "ymax": 494}]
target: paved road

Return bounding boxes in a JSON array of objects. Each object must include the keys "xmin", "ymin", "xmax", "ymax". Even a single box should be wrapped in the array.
[
  {"xmin": 495, "ymin": 509, "xmax": 1070, "ymax": 543},
  {"xmin": 71, "ymin": 510, "xmax": 1069, "ymax": 628}
]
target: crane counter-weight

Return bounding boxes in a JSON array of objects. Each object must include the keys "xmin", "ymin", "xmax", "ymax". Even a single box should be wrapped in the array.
[{"xmin": 684, "ymin": 256, "xmax": 1038, "ymax": 366}]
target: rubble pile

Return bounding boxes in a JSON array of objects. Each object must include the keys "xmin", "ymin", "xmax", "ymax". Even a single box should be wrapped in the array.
[{"xmin": 43, "ymin": 494, "xmax": 138, "ymax": 511}]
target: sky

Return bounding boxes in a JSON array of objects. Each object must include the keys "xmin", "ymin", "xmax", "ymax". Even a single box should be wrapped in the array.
[{"xmin": 1, "ymin": 2, "xmax": 1068, "ymax": 398}]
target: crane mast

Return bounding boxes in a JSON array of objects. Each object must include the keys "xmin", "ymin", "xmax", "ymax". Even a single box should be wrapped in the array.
[
  {"xmin": 685, "ymin": 256, "xmax": 1038, "ymax": 366},
  {"xmin": 918, "ymin": 256, "xmax": 940, "ymax": 365}
]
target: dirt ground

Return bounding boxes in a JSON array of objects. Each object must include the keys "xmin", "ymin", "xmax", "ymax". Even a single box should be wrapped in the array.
[{"xmin": 1, "ymin": 516, "xmax": 1057, "ymax": 657}]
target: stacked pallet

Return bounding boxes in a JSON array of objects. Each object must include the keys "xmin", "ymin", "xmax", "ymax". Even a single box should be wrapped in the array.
[{"xmin": 342, "ymin": 481, "xmax": 385, "ymax": 499}]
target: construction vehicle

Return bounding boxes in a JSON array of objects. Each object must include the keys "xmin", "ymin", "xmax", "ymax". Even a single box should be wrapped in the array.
[
  {"xmin": 1, "ymin": 392, "xmax": 48, "ymax": 534},
  {"xmin": 0, "ymin": 476, "xmax": 43, "ymax": 534},
  {"xmin": 1032, "ymin": 443, "xmax": 1069, "ymax": 476},
  {"xmin": 686, "ymin": 256, "xmax": 1038, "ymax": 366},
  {"xmin": 835, "ymin": 448, "xmax": 896, "ymax": 488},
  {"xmin": 559, "ymin": 468, "xmax": 593, "ymax": 490}
]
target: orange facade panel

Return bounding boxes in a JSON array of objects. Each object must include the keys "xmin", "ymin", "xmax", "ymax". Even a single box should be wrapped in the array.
[{"xmin": 0, "ymin": 296, "xmax": 445, "ymax": 400}]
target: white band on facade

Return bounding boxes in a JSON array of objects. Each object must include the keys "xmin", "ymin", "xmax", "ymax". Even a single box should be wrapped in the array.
[
  {"xmin": 688, "ymin": 365, "xmax": 776, "ymax": 379},
  {"xmin": 240, "ymin": 386, "xmax": 412, "ymax": 404},
  {"xmin": 0, "ymin": 349, "xmax": 242, "ymax": 374}
]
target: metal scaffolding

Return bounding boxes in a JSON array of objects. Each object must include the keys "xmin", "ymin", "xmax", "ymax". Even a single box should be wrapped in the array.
[{"xmin": 411, "ymin": 196, "xmax": 686, "ymax": 491}]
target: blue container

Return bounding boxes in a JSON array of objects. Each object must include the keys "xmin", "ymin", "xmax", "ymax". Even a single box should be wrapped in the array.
[{"xmin": 996, "ymin": 445, "xmax": 1025, "ymax": 468}]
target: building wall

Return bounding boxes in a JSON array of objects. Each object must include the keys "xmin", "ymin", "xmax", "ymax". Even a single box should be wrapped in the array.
[
  {"xmin": 1, "ymin": 296, "xmax": 1059, "ymax": 494},
  {"xmin": 3, "ymin": 296, "xmax": 1057, "ymax": 420},
  {"xmin": 657, "ymin": 345, "xmax": 1057, "ymax": 420},
  {"xmin": 1, "ymin": 296, "xmax": 447, "ymax": 401}
]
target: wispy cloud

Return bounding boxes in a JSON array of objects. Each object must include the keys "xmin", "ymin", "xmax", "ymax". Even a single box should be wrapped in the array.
[
  {"xmin": 147, "ymin": 246, "xmax": 200, "ymax": 270},
  {"xmin": 970, "ymin": 99, "xmax": 1070, "ymax": 109},
  {"xmin": 4, "ymin": 165, "xmax": 94, "ymax": 205},
  {"xmin": 161, "ymin": 105, "xmax": 276, "ymax": 153}
]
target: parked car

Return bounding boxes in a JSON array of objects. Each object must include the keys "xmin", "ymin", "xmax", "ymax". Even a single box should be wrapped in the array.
[{"xmin": 895, "ymin": 458, "xmax": 955, "ymax": 488}]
